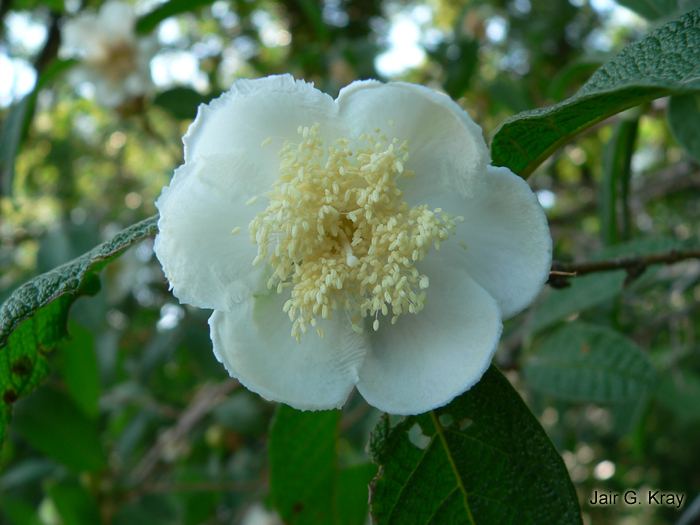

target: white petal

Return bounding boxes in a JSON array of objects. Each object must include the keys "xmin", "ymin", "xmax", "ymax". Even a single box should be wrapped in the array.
[
  {"xmin": 61, "ymin": 18, "xmax": 102, "ymax": 57},
  {"xmin": 123, "ymin": 71, "xmax": 149, "ymax": 96},
  {"xmin": 425, "ymin": 165, "xmax": 552, "ymax": 319},
  {"xmin": 336, "ymin": 81, "xmax": 490, "ymax": 199},
  {"xmin": 356, "ymin": 262, "xmax": 502, "ymax": 415},
  {"xmin": 94, "ymin": 78, "xmax": 127, "ymax": 108},
  {"xmin": 183, "ymin": 75, "xmax": 347, "ymax": 180},
  {"xmin": 154, "ymin": 153, "xmax": 270, "ymax": 311},
  {"xmin": 97, "ymin": 1, "xmax": 136, "ymax": 40},
  {"xmin": 209, "ymin": 289, "xmax": 369, "ymax": 411}
]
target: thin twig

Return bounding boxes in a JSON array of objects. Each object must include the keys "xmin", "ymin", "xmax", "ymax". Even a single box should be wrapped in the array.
[
  {"xmin": 129, "ymin": 378, "xmax": 239, "ymax": 485},
  {"xmin": 548, "ymin": 248, "xmax": 700, "ymax": 288},
  {"xmin": 139, "ymin": 478, "xmax": 265, "ymax": 495}
]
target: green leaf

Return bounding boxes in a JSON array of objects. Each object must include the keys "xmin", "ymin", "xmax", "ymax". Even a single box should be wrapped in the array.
[
  {"xmin": 291, "ymin": 0, "xmax": 330, "ymax": 41},
  {"xmin": 532, "ymin": 237, "xmax": 682, "ymax": 333},
  {"xmin": 153, "ymin": 88, "xmax": 221, "ymax": 120},
  {"xmin": 53, "ymin": 323, "xmax": 100, "ymax": 418},
  {"xmin": 0, "ymin": 216, "xmax": 158, "ymax": 453},
  {"xmin": 668, "ymin": 92, "xmax": 700, "ymax": 161},
  {"xmin": 269, "ymin": 406, "xmax": 339, "ymax": 524},
  {"xmin": 369, "ymin": 366, "xmax": 582, "ymax": 525},
  {"xmin": 0, "ymin": 59, "xmax": 75, "ymax": 197},
  {"xmin": 614, "ymin": 0, "xmax": 679, "ymax": 20},
  {"xmin": 431, "ymin": 38, "xmax": 479, "ymax": 100},
  {"xmin": 269, "ymin": 405, "xmax": 376, "ymax": 525},
  {"xmin": 523, "ymin": 322, "xmax": 657, "ymax": 402},
  {"xmin": 136, "ymin": 0, "xmax": 219, "ymax": 34},
  {"xmin": 47, "ymin": 481, "xmax": 102, "ymax": 525},
  {"xmin": 12, "ymin": 387, "xmax": 105, "ymax": 472},
  {"xmin": 491, "ymin": 8, "xmax": 700, "ymax": 178},
  {"xmin": 600, "ymin": 117, "xmax": 639, "ymax": 245},
  {"xmin": 547, "ymin": 57, "xmax": 605, "ymax": 102},
  {"xmin": 337, "ymin": 463, "xmax": 378, "ymax": 525},
  {"xmin": 0, "ymin": 495, "xmax": 41, "ymax": 525},
  {"xmin": 0, "ymin": 95, "xmax": 34, "ymax": 197},
  {"xmin": 655, "ymin": 369, "xmax": 700, "ymax": 420}
]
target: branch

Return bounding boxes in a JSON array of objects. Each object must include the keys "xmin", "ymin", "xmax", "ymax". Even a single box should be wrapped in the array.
[
  {"xmin": 548, "ymin": 247, "xmax": 700, "ymax": 288},
  {"xmin": 139, "ymin": 478, "xmax": 265, "ymax": 495},
  {"xmin": 129, "ymin": 378, "xmax": 239, "ymax": 485}
]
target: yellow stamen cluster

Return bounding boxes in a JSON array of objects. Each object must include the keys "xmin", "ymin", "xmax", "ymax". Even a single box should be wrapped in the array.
[{"xmin": 247, "ymin": 123, "xmax": 462, "ymax": 341}]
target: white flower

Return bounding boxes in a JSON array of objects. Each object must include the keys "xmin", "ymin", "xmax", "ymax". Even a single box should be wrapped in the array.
[
  {"xmin": 61, "ymin": 1, "xmax": 156, "ymax": 108},
  {"xmin": 154, "ymin": 75, "xmax": 552, "ymax": 415},
  {"xmin": 240, "ymin": 503, "xmax": 283, "ymax": 525}
]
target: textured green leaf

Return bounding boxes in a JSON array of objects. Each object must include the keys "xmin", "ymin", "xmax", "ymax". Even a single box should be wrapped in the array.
[
  {"xmin": 153, "ymin": 88, "xmax": 221, "ymax": 120},
  {"xmin": 269, "ymin": 405, "xmax": 376, "ymax": 525},
  {"xmin": 523, "ymin": 322, "xmax": 657, "ymax": 402},
  {"xmin": 47, "ymin": 481, "xmax": 102, "ymax": 525},
  {"xmin": 13, "ymin": 387, "xmax": 105, "ymax": 472},
  {"xmin": 0, "ymin": 216, "xmax": 158, "ymax": 453},
  {"xmin": 668, "ymin": 92, "xmax": 700, "ymax": 161},
  {"xmin": 136, "ymin": 0, "xmax": 219, "ymax": 34},
  {"xmin": 532, "ymin": 237, "xmax": 682, "ymax": 332},
  {"xmin": 369, "ymin": 366, "xmax": 581, "ymax": 525},
  {"xmin": 491, "ymin": 8, "xmax": 700, "ymax": 178}
]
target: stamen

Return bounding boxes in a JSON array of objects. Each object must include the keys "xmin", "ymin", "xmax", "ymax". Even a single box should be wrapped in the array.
[
  {"xmin": 343, "ymin": 239, "xmax": 359, "ymax": 268},
  {"xmin": 247, "ymin": 123, "xmax": 460, "ymax": 340}
]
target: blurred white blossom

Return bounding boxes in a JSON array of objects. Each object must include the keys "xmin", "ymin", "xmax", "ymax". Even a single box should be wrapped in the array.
[
  {"xmin": 61, "ymin": 1, "xmax": 156, "ymax": 108},
  {"xmin": 240, "ymin": 503, "xmax": 283, "ymax": 525}
]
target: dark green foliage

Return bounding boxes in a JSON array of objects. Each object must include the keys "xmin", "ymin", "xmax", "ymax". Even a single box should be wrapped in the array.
[
  {"xmin": 47, "ymin": 481, "xmax": 102, "ymax": 525},
  {"xmin": 655, "ymin": 370, "xmax": 700, "ymax": 421},
  {"xmin": 3, "ymin": 1, "xmax": 700, "ymax": 524},
  {"xmin": 153, "ymin": 88, "xmax": 222, "ymax": 121},
  {"xmin": 0, "ymin": 58, "xmax": 75, "ymax": 197},
  {"xmin": 136, "ymin": 0, "xmax": 219, "ymax": 34},
  {"xmin": 668, "ymin": 92, "xmax": 700, "ymax": 161},
  {"xmin": 269, "ymin": 405, "xmax": 376, "ymax": 525},
  {"xmin": 13, "ymin": 386, "xmax": 106, "ymax": 472},
  {"xmin": 53, "ymin": 323, "xmax": 100, "ymax": 418},
  {"xmin": 524, "ymin": 322, "xmax": 657, "ymax": 402},
  {"xmin": 614, "ymin": 0, "xmax": 680, "ymax": 20},
  {"xmin": 532, "ymin": 237, "xmax": 683, "ymax": 332},
  {"xmin": 0, "ymin": 216, "xmax": 157, "ymax": 451},
  {"xmin": 600, "ymin": 117, "xmax": 639, "ymax": 245},
  {"xmin": 0, "ymin": 95, "xmax": 33, "ymax": 197},
  {"xmin": 369, "ymin": 367, "xmax": 582, "ymax": 525},
  {"xmin": 491, "ymin": 8, "xmax": 700, "ymax": 178}
]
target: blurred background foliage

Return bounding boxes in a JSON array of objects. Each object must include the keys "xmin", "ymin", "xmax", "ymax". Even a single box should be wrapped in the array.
[{"xmin": 1, "ymin": 0, "xmax": 700, "ymax": 524}]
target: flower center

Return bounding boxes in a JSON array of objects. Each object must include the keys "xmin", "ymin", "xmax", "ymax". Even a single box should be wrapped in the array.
[
  {"xmin": 90, "ymin": 40, "xmax": 137, "ymax": 84},
  {"xmin": 247, "ymin": 123, "xmax": 462, "ymax": 341}
]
